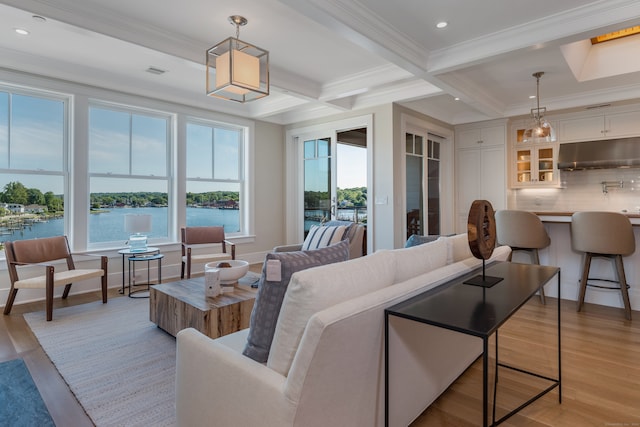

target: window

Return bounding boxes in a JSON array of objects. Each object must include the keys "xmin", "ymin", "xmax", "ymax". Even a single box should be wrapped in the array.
[
  {"xmin": 185, "ymin": 121, "xmax": 244, "ymax": 234},
  {"xmin": 0, "ymin": 87, "xmax": 67, "ymax": 247},
  {"xmin": 88, "ymin": 104, "xmax": 171, "ymax": 247}
]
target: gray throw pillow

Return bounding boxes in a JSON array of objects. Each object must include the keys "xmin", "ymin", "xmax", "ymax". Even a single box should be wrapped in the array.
[{"xmin": 243, "ymin": 239, "xmax": 349, "ymax": 363}]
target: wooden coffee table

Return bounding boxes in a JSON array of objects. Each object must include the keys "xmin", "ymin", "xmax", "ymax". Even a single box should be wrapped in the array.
[{"xmin": 149, "ymin": 277, "xmax": 257, "ymax": 339}]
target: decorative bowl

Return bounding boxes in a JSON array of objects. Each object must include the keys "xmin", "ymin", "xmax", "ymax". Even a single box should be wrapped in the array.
[{"xmin": 205, "ymin": 260, "xmax": 250, "ymax": 285}]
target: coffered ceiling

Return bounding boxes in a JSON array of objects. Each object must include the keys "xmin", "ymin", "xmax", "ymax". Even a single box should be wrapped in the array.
[{"xmin": 2, "ymin": 0, "xmax": 640, "ymax": 125}]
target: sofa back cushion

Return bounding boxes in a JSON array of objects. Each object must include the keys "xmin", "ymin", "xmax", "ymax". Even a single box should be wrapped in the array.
[
  {"xmin": 392, "ymin": 237, "xmax": 448, "ymax": 284},
  {"xmin": 446, "ymin": 233, "xmax": 473, "ymax": 264},
  {"xmin": 267, "ymin": 249, "xmax": 396, "ymax": 376},
  {"xmin": 242, "ymin": 240, "xmax": 349, "ymax": 363}
]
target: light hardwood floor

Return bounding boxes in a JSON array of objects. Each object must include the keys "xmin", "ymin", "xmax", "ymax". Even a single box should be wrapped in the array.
[{"xmin": 2, "ymin": 280, "xmax": 639, "ymax": 426}]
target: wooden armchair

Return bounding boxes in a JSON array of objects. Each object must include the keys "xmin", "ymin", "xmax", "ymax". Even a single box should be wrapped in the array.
[
  {"xmin": 4, "ymin": 236, "xmax": 108, "ymax": 321},
  {"xmin": 181, "ymin": 226, "xmax": 235, "ymax": 279}
]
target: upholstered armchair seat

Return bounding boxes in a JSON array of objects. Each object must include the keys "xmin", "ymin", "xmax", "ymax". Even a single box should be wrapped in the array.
[{"xmin": 13, "ymin": 267, "xmax": 105, "ymax": 289}]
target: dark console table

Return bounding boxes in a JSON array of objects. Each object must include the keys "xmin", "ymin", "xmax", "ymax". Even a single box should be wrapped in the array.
[{"xmin": 384, "ymin": 261, "xmax": 561, "ymax": 427}]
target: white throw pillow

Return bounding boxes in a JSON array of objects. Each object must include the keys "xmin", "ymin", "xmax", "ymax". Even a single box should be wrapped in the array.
[{"xmin": 301, "ymin": 225, "xmax": 346, "ymax": 251}]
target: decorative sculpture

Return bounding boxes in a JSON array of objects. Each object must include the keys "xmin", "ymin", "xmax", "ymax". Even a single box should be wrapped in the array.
[{"xmin": 464, "ymin": 200, "xmax": 503, "ymax": 287}]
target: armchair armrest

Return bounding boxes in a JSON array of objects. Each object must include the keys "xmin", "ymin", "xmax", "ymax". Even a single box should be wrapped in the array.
[
  {"xmin": 176, "ymin": 328, "xmax": 295, "ymax": 427},
  {"xmin": 272, "ymin": 243, "xmax": 303, "ymax": 253},
  {"xmin": 73, "ymin": 253, "xmax": 108, "ymax": 269},
  {"xmin": 223, "ymin": 239, "xmax": 236, "ymax": 259}
]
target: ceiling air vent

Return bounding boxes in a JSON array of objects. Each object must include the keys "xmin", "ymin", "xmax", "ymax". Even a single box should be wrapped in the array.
[
  {"xmin": 145, "ymin": 66, "xmax": 167, "ymax": 75},
  {"xmin": 585, "ymin": 103, "xmax": 611, "ymax": 110}
]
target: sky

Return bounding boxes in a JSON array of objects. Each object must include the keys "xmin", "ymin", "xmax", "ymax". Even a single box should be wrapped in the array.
[{"xmin": 337, "ymin": 143, "xmax": 367, "ymax": 189}]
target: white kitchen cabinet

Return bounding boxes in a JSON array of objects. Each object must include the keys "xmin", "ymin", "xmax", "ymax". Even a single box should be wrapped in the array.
[
  {"xmin": 509, "ymin": 121, "xmax": 559, "ymax": 188},
  {"xmin": 456, "ymin": 144, "xmax": 505, "ymax": 233},
  {"xmin": 456, "ymin": 125, "xmax": 505, "ymax": 149},
  {"xmin": 559, "ymin": 109, "xmax": 640, "ymax": 142},
  {"xmin": 511, "ymin": 144, "xmax": 558, "ymax": 187}
]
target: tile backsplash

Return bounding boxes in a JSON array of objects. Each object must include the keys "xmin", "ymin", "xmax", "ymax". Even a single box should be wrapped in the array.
[{"xmin": 510, "ymin": 168, "xmax": 640, "ymax": 213}]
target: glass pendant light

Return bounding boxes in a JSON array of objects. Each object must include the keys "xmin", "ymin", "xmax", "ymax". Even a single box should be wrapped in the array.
[{"xmin": 522, "ymin": 72, "xmax": 556, "ymax": 143}]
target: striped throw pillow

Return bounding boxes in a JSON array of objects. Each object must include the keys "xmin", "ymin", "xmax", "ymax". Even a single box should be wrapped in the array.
[{"xmin": 301, "ymin": 225, "xmax": 346, "ymax": 251}]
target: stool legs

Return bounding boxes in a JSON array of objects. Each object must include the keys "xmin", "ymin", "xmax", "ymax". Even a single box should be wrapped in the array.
[
  {"xmin": 615, "ymin": 254, "xmax": 632, "ymax": 321},
  {"xmin": 532, "ymin": 249, "xmax": 546, "ymax": 305},
  {"xmin": 577, "ymin": 253, "xmax": 632, "ymax": 320},
  {"xmin": 509, "ymin": 248, "xmax": 546, "ymax": 304},
  {"xmin": 577, "ymin": 253, "xmax": 592, "ymax": 314}
]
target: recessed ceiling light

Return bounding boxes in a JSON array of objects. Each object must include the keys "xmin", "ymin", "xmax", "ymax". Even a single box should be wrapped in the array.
[
  {"xmin": 32, "ymin": 15, "xmax": 47, "ymax": 23},
  {"xmin": 529, "ymin": 95, "xmax": 536, "ymax": 99},
  {"xmin": 14, "ymin": 28, "xmax": 30, "ymax": 36},
  {"xmin": 436, "ymin": 22, "xmax": 448, "ymax": 29},
  {"xmin": 454, "ymin": 97, "xmax": 460, "ymax": 101}
]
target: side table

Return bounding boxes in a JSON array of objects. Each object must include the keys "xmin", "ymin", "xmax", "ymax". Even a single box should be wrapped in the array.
[{"xmin": 118, "ymin": 247, "xmax": 162, "ymax": 298}]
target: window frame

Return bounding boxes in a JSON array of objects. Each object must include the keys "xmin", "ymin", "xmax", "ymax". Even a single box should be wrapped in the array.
[
  {"xmin": 87, "ymin": 100, "xmax": 174, "ymax": 250},
  {"xmin": 184, "ymin": 117, "xmax": 248, "ymax": 236},
  {"xmin": 0, "ymin": 83, "xmax": 70, "ymax": 245}
]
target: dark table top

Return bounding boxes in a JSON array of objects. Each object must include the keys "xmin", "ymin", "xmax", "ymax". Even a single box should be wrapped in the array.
[{"xmin": 386, "ymin": 262, "xmax": 559, "ymax": 338}]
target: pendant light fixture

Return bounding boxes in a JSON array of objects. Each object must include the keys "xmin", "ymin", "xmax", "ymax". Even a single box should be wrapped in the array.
[
  {"xmin": 522, "ymin": 71, "xmax": 556, "ymax": 143},
  {"xmin": 206, "ymin": 15, "xmax": 269, "ymax": 102}
]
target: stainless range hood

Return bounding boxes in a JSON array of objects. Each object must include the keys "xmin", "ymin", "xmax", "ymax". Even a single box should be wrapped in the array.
[{"xmin": 557, "ymin": 137, "xmax": 640, "ymax": 171}]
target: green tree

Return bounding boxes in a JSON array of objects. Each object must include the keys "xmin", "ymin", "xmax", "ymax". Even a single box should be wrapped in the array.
[
  {"xmin": 1, "ymin": 181, "xmax": 29, "ymax": 205},
  {"xmin": 44, "ymin": 192, "xmax": 63, "ymax": 213},
  {"xmin": 27, "ymin": 188, "xmax": 46, "ymax": 205}
]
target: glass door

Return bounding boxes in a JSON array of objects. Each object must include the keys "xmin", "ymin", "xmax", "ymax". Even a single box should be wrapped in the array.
[
  {"xmin": 406, "ymin": 131, "xmax": 441, "ymax": 238},
  {"xmin": 301, "ymin": 128, "xmax": 368, "ymax": 237},
  {"xmin": 303, "ymin": 136, "xmax": 335, "ymax": 235}
]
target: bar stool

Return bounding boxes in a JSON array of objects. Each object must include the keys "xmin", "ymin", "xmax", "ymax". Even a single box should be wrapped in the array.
[
  {"xmin": 571, "ymin": 211, "xmax": 634, "ymax": 320},
  {"xmin": 495, "ymin": 210, "xmax": 551, "ymax": 304}
]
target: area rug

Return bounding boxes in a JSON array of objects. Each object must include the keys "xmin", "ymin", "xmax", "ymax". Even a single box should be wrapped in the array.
[
  {"xmin": 24, "ymin": 297, "xmax": 176, "ymax": 427},
  {"xmin": 0, "ymin": 358, "xmax": 55, "ymax": 427}
]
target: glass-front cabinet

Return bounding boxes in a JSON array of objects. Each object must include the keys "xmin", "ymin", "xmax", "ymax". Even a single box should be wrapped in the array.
[
  {"xmin": 514, "ymin": 145, "xmax": 556, "ymax": 186},
  {"xmin": 511, "ymin": 124, "xmax": 559, "ymax": 187}
]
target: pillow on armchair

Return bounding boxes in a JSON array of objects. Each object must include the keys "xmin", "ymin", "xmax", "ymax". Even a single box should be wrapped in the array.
[
  {"xmin": 243, "ymin": 239, "xmax": 349, "ymax": 363},
  {"xmin": 301, "ymin": 225, "xmax": 346, "ymax": 250}
]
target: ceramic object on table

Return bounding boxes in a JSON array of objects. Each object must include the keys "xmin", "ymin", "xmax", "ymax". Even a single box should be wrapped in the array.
[{"xmin": 205, "ymin": 260, "xmax": 250, "ymax": 292}]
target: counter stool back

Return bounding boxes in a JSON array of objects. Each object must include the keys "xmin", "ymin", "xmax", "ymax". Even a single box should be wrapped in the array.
[
  {"xmin": 496, "ymin": 210, "xmax": 551, "ymax": 304},
  {"xmin": 571, "ymin": 211, "xmax": 634, "ymax": 320}
]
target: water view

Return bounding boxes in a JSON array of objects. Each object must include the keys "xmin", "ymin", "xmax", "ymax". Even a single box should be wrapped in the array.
[{"xmin": 0, "ymin": 207, "xmax": 240, "ymax": 245}]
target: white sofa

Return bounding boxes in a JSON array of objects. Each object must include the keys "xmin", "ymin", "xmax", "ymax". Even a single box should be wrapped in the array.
[{"xmin": 176, "ymin": 234, "xmax": 511, "ymax": 427}]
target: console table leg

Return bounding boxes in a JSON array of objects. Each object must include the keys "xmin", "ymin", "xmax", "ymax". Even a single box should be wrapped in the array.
[{"xmin": 483, "ymin": 337, "xmax": 488, "ymax": 427}]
